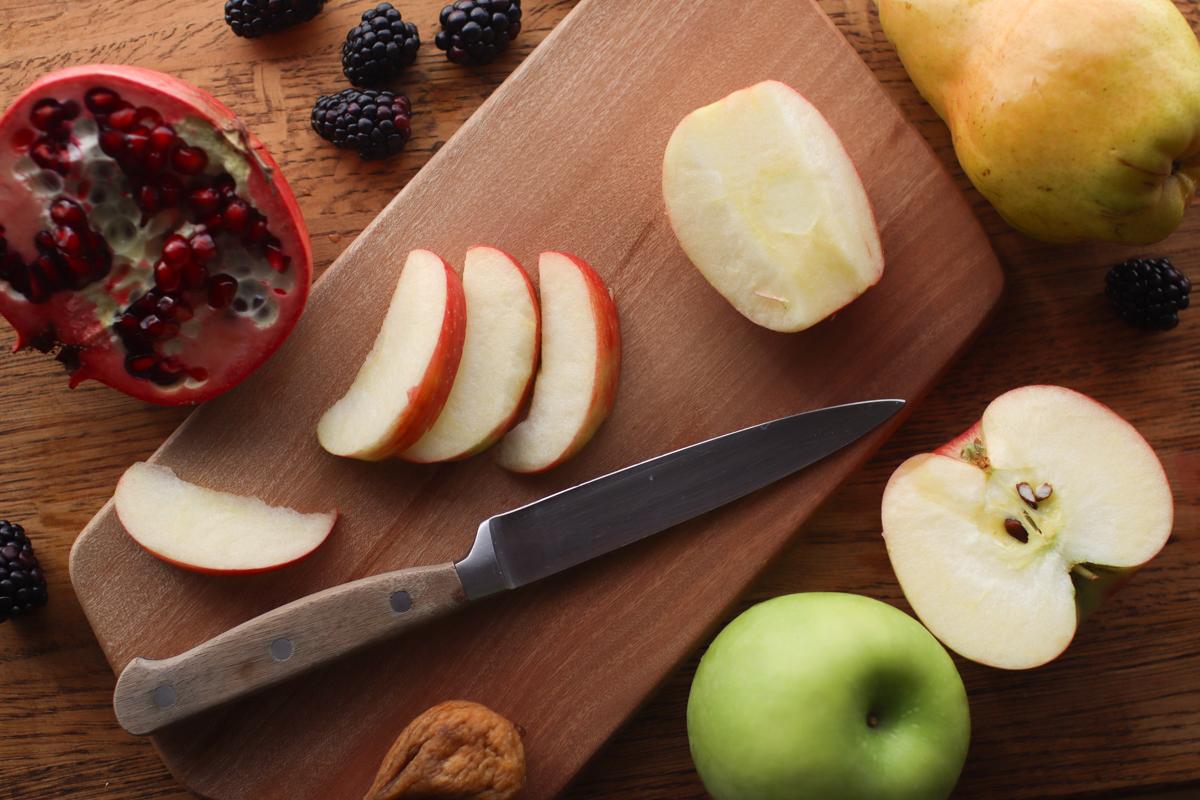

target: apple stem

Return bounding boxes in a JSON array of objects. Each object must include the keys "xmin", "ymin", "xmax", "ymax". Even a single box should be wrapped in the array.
[{"xmin": 1072, "ymin": 564, "xmax": 1100, "ymax": 582}]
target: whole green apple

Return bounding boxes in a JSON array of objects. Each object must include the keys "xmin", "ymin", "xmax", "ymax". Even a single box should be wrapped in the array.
[{"xmin": 687, "ymin": 593, "xmax": 970, "ymax": 800}]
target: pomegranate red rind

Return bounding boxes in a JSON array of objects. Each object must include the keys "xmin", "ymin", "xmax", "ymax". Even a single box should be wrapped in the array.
[{"xmin": 0, "ymin": 65, "xmax": 312, "ymax": 405}]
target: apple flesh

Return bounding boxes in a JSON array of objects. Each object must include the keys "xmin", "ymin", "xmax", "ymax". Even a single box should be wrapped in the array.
[
  {"xmin": 688, "ymin": 593, "xmax": 970, "ymax": 800},
  {"xmin": 113, "ymin": 462, "xmax": 336, "ymax": 574},
  {"xmin": 496, "ymin": 251, "xmax": 621, "ymax": 474},
  {"xmin": 662, "ymin": 80, "xmax": 884, "ymax": 332},
  {"xmin": 318, "ymin": 249, "xmax": 467, "ymax": 461},
  {"xmin": 882, "ymin": 385, "xmax": 1174, "ymax": 670},
  {"xmin": 402, "ymin": 247, "xmax": 540, "ymax": 463}
]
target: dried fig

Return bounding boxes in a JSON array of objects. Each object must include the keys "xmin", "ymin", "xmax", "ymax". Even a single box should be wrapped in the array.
[{"xmin": 364, "ymin": 700, "xmax": 525, "ymax": 800}]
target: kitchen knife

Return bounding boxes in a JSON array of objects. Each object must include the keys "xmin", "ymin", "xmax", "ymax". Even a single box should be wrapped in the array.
[{"xmin": 112, "ymin": 398, "xmax": 903, "ymax": 735}]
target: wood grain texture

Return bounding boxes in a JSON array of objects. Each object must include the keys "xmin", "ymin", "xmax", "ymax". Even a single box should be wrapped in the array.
[
  {"xmin": 0, "ymin": 2, "xmax": 1194, "ymax": 800},
  {"xmin": 111, "ymin": 562, "xmax": 466, "ymax": 735},
  {"xmin": 64, "ymin": 0, "xmax": 1000, "ymax": 797}
]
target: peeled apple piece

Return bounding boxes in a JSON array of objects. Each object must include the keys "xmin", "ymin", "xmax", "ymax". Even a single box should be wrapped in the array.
[
  {"xmin": 662, "ymin": 80, "xmax": 884, "ymax": 333},
  {"xmin": 881, "ymin": 385, "xmax": 1174, "ymax": 669}
]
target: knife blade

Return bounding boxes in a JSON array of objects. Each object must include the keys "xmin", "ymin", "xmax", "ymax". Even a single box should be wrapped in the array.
[
  {"xmin": 456, "ymin": 398, "xmax": 905, "ymax": 600},
  {"xmin": 112, "ymin": 399, "xmax": 903, "ymax": 735}
]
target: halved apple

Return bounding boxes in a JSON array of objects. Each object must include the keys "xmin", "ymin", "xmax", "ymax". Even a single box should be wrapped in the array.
[
  {"xmin": 882, "ymin": 386, "xmax": 1174, "ymax": 669},
  {"xmin": 402, "ymin": 247, "xmax": 540, "ymax": 463},
  {"xmin": 318, "ymin": 249, "xmax": 467, "ymax": 461},
  {"xmin": 496, "ymin": 252, "xmax": 621, "ymax": 474},
  {"xmin": 114, "ymin": 462, "xmax": 337, "ymax": 574},
  {"xmin": 662, "ymin": 80, "xmax": 884, "ymax": 332}
]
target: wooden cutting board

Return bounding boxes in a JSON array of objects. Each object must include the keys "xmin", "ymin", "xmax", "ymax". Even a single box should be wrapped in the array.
[{"xmin": 69, "ymin": 0, "xmax": 1003, "ymax": 797}]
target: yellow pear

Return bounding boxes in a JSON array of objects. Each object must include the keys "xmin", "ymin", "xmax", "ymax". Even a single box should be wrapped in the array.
[{"xmin": 877, "ymin": 0, "xmax": 1200, "ymax": 244}]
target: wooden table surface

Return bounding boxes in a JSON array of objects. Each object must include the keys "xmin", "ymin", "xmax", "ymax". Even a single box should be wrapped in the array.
[{"xmin": 0, "ymin": 1, "xmax": 1196, "ymax": 798}]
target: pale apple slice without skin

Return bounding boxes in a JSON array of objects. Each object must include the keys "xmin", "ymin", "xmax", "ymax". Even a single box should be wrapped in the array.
[
  {"xmin": 402, "ymin": 247, "xmax": 540, "ymax": 463},
  {"xmin": 882, "ymin": 385, "xmax": 1173, "ymax": 670},
  {"xmin": 496, "ymin": 252, "xmax": 621, "ymax": 474},
  {"xmin": 662, "ymin": 80, "xmax": 884, "ymax": 332},
  {"xmin": 114, "ymin": 462, "xmax": 337, "ymax": 574},
  {"xmin": 318, "ymin": 249, "xmax": 467, "ymax": 461}
]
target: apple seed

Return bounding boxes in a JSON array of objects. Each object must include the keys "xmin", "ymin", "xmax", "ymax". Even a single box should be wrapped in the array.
[
  {"xmin": 1003, "ymin": 517, "xmax": 1029, "ymax": 543},
  {"xmin": 1016, "ymin": 482, "xmax": 1039, "ymax": 509},
  {"xmin": 1035, "ymin": 482, "xmax": 1053, "ymax": 501}
]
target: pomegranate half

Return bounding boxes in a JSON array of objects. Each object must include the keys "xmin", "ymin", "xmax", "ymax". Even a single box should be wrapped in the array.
[{"xmin": 0, "ymin": 65, "xmax": 312, "ymax": 405}]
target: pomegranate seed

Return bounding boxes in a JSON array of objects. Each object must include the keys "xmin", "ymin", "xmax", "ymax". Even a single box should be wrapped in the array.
[
  {"xmin": 60, "ymin": 100, "xmax": 81, "ymax": 121},
  {"xmin": 139, "ymin": 315, "xmax": 166, "ymax": 338},
  {"xmin": 50, "ymin": 198, "xmax": 87, "ymax": 228},
  {"xmin": 99, "ymin": 129, "xmax": 125, "ymax": 157},
  {"xmin": 189, "ymin": 187, "xmax": 221, "ymax": 215},
  {"xmin": 30, "ymin": 140, "xmax": 60, "ymax": 169},
  {"xmin": 126, "ymin": 354, "xmax": 159, "ymax": 374},
  {"xmin": 142, "ymin": 149, "xmax": 167, "ymax": 174},
  {"xmin": 125, "ymin": 129, "xmax": 150, "ymax": 158},
  {"xmin": 189, "ymin": 233, "xmax": 216, "ymax": 263},
  {"xmin": 202, "ymin": 214, "xmax": 224, "ymax": 232},
  {"xmin": 172, "ymin": 300, "xmax": 194, "ymax": 321},
  {"xmin": 114, "ymin": 313, "xmax": 140, "ymax": 335},
  {"xmin": 161, "ymin": 234, "xmax": 192, "ymax": 266},
  {"xmin": 208, "ymin": 274, "xmax": 239, "ymax": 309},
  {"xmin": 138, "ymin": 185, "xmax": 160, "ymax": 213},
  {"xmin": 107, "ymin": 107, "xmax": 136, "ymax": 130},
  {"xmin": 65, "ymin": 256, "xmax": 93, "ymax": 281},
  {"xmin": 131, "ymin": 293, "xmax": 159, "ymax": 317},
  {"xmin": 33, "ymin": 230, "xmax": 56, "ymax": 252},
  {"xmin": 154, "ymin": 261, "xmax": 182, "ymax": 292},
  {"xmin": 247, "ymin": 218, "xmax": 269, "ymax": 243},
  {"xmin": 135, "ymin": 107, "xmax": 162, "ymax": 128},
  {"xmin": 214, "ymin": 174, "xmax": 236, "ymax": 196},
  {"xmin": 30, "ymin": 99, "xmax": 62, "ymax": 132},
  {"xmin": 149, "ymin": 125, "xmax": 176, "ymax": 152},
  {"xmin": 159, "ymin": 174, "xmax": 182, "ymax": 208},
  {"xmin": 172, "ymin": 145, "xmax": 208, "ymax": 175},
  {"xmin": 183, "ymin": 260, "xmax": 208, "ymax": 290},
  {"xmin": 223, "ymin": 200, "xmax": 249, "ymax": 233},
  {"xmin": 266, "ymin": 246, "xmax": 290, "ymax": 273},
  {"xmin": 85, "ymin": 88, "xmax": 120, "ymax": 113},
  {"xmin": 54, "ymin": 228, "xmax": 82, "ymax": 255},
  {"xmin": 11, "ymin": 128, "xmax": 35, "ymax": 153},
  {"xmin": 188, "ymin": 367, "xmax": 209, "ymax": 382}
]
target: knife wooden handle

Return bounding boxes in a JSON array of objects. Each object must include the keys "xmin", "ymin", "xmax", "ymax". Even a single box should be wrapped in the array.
[{"xmin": 112, "ymin": 562, "xmax": 467, "ymax": 736}]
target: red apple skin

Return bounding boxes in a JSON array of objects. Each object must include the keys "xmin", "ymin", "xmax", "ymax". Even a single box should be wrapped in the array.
[
  {"xmin": 922, "ymin": 385, "xmax": 1174, "ymax": 621},
  {"xmin": 399, "ymin": 246, "xmax": 541, "ymax": 464},
  {"xmin": 351, "ymin": 253, "xmax": 467, "ymax": 461},
  {"xmin": 511, "ymin": 251, "xmax": 621, "ymax": 475},
  {"xmin": 112, "ymin": 492, "xmax": 339, "ymax": 576}
]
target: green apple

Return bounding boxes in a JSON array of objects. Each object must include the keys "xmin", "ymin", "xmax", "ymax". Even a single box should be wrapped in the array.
[
  {"xmin": 687, "ymin": 593, "xmax": 969, "ymax": 800},
  {"xmin": 877, "ymin": 0, "xmax": 1200, "ymax": 245}
]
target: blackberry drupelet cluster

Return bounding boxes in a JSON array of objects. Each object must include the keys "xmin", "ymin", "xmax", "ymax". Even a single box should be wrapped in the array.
[
  {"xmin": 224, "ymin": 0, "xmax": 326, "ymax": 38},
  {"xmin": 342, "ymin": 3, "xmax": 421, "ymax": 87},
  {"xmin": 311, "ymin": 88, "xmax": 413, "ymax": 160},
  {"xmin": 1106, "ymin": 257, "xmax": 1192, "ymax": 331},
  {"xmin": 435, "ymin": 0, "xmax": 522, "ymax": 65},
  {"xmin": 0, "ymin": 521, "xmax": 48, "ymax": 623}
]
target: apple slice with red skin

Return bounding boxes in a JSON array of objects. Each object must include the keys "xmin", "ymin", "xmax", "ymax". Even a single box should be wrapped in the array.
[
  {"xmin": 496, "ymin": 251, "xmax": 620, "ymax": 474},
  {"xmin": 114, "ymin": 462, "xmax": 336, "ymax": 574},
  {"xmin": 401, "ymin": 246, "xmax": 539, "ymax": 463},
  {"xmin": 318, "ymin": 249, "xmax": 466, "ymax": 461},
  {"xmin": 882, "ymin": 385, "xmax": 1173, "ymax": 669}
]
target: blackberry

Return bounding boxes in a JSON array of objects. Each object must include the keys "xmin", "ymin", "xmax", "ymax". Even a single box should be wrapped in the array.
[
  {"xmin": 311, "ymin": 88, "xmax": 413, "ymax": 160},
  {"xmin": 342, "ymin": 4, "xmax": 421, "ymax": 88},
  {"xmin": 0, "ymin": 521, "xmax": 48, "ymax": 623},
  {"xmin": 224, "ymin": 0, "xmax": 325, "ymax": 38},
  {"xmin": 434, "ymin": 0, "xmax": 522, "ymax": 65},
  {"xmin": 1106, "ymin": 257, "xmax": 1192, "ymax": 331}
]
